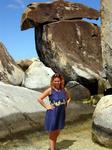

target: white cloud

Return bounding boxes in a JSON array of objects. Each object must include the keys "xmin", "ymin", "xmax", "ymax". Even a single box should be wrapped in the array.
[
  {"xmin": 7, "ymin": 4, "xmax": 18, "ymax": 9},
  {"xmin": 7, "ymin": 0, "xmax": 25, "ymax": 9},
  {"xmin": 16, "ymin": 0, "xmax": 25, "ymax": 8}
]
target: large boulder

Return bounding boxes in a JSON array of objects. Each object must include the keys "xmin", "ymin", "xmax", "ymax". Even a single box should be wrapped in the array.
[
  {"xmin": 101, "ymin": 0, "xmax": 112, "ymax": 86},
  {"xmin": 21, "ymin": 1, "xmax": 102, "ymax": 94},
  {"xmin": 0, "ymin": 42, "xmax": 24, "ymax": 85},
  {"xmin": 22, "ymin": 60, "xmax": 54, "ymax": 91},
  {"xmin": 35, "ymin": 20, "xmax": 102, "ymax": 94},
  {"xmin": 0, "ymin": 81, "xmax": 46, "ymax": 139},
  {"xmin": 65, "ymin": 81, "xmax": 91, "ymax": 101},
  {"xmin": 16, "ymin": 59, "xmax": 33, "ymax": 71},
  {"xmin": 0, "ymin": 81, "xmax": 94, "ymax": 139},
  {"xmin": 21, "ymin": 0, "xmax": 99, "ymax": 30},
  {"xmin": 92, "ymin": 95, "xmax": 112, "ymax": 148}
]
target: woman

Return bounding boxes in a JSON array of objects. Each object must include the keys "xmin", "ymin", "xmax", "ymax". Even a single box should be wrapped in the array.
[{"xmin": 38, "ymin": 73, "xmax": 71, "ymax": 150}]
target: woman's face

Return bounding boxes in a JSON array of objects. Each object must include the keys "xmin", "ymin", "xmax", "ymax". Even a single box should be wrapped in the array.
[{"xmin": 52, "ymin": 77, "xmax": 61, "ymax": 89}]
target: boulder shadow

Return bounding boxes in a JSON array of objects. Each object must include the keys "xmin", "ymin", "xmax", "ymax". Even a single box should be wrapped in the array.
[{"xmin": 57, "ymin": 139, "xmax": 76, "ymax": 149}]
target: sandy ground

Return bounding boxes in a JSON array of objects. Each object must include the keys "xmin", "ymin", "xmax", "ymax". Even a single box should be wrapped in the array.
[{"xmin": 0, "ymin": 119, "xmax": 110, "ymax": 150}]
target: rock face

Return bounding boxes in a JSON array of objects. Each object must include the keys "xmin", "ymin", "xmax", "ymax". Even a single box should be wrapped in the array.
[
  {"xmin": 101, "ymin": 0, "xmax": 112, "ymax": 86},
  {"xmin": 22, "ymin": 60, "xmax": 54, "ymax": 91},
  {"xmin": 0, "ymin": 42, "xmax": 24, "ymax": 85},
  {"xmin": 65, "ymin": 81, "xmax": 91, "ymax": 101},
  {"xmin": 17, "ymin": 59, "xmax": 33, "ymax": 71},
  {"xmin": 37, "ymin": 20, "xmax": 101, "ymax": 75},
  {"xmin": 40, "ymin": 21, "xmax": 100, "ymax": 68},
  {"xmin": 0, "ymin": 81, "xmax": 94, "ymax": 139},
  {"xmin": 92, "ymin": 95, "xmax": 112, "ymax": 148},
  {"xmin": 21, "ymin": 1, "xmax": 102, "ymax": 95},
  {"xmin": 0, "ymin": 81, "xmax": 46, "ymax": 139},
  {"xmin": 35, "ymin": 20, "xmax": 102, "ymax": 94},
  {"xmin": 21, "ymin": 1, "xmax": 99, "ymax": 30}
]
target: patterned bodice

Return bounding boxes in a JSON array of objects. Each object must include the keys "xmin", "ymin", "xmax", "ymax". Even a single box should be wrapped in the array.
[{"xmin": 49, "ymin": 88, "xmax": 67, "ymax": 103}]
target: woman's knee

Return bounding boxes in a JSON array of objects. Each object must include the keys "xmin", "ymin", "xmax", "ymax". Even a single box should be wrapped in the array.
[
  {"xmin": 49, "ymin": 130, "xmax": 60, "ymax": 140},
  {"xmin": 49, "ymin": 134, "xmax": 56, "ymax": 140}
]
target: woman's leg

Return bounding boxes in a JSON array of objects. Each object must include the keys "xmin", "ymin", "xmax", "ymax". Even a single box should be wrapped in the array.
[{"xmin": 49, "ymin": 129, "xmax": 60, "ymax": 150}]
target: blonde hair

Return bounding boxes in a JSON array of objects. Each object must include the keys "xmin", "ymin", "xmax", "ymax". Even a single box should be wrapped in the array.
[{"xmin": 50, "ymin": 73, "xmax": 65, "ymax": 89}]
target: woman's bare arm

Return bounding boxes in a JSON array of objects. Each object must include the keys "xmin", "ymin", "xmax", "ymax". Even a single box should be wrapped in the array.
[
  {"xmin": 38, "ymin": 87, "xmax": 54, "ymax": 110},
  {"xmin": 67, "ymin": 97, "xmax": 71, "ymax": 105},
  {"xmin": 65, "ymin": 88, "xmax": 71, "ymax": 105}
]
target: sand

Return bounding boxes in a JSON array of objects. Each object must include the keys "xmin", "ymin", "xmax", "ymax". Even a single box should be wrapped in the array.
[{"xmin": 0, "ymin": 120, "xmax": 110, "ymax": 150}]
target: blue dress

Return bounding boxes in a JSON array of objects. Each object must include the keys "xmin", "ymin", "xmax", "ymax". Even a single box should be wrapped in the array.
[{"xmin": 45, "ymin": 88, "xmax": 68, "ymax": 132}]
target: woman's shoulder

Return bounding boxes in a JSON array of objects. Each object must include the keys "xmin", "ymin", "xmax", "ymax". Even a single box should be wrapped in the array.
[
  {"xmin": 44, "ymin": 87, "xmax": 52, "ymax": 95},
  {"xmin": 62, "ymin": 88, "xmax": 67, "ymax": 92}
]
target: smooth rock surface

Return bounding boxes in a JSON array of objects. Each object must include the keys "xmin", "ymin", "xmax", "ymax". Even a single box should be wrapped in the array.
[
  {"xmin": 101, "ymin": 0, "xmax": 112, "ymax": 86},
  {"xmin": 22, "ymin": 60, "xmax": 54, "ymax": 91},
  {"xmin": 92, "ymin": 95, "xmax": 112, "ymax": 148},
  {"xmin": 0, "ymin": 42, "xmax": 24, "ymax": 85},
  {"xmin": 0, "ymin": 81, "xmax": 94, "ymax": 140},
  {"xmin": 65, "ymin": 81, "xmax": 91, "ymax": 100},
  {"xmin": 0, "ymin": 81, "xmax": 46, "ymax": 139}
]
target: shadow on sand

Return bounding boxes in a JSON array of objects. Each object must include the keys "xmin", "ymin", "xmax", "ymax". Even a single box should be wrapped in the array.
[{"xmin": 57, "ymin": 139, "xmax": 76, "ymax": 149}]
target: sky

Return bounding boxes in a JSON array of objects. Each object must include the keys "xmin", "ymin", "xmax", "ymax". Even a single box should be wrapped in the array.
[{"xmin": 0, "ymin": 0, "xmax": 101, "ymax": 61}]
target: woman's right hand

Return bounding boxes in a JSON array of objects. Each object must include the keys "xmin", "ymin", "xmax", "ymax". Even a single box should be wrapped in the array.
[{"xmin": 46, "ymin": 104, "xmax": 55, "ymax": 110}]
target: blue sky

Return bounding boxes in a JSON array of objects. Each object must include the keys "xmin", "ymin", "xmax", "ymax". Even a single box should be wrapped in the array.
[{"xmin": 0, "ymin": 0, "xmax": 101, "ymax": 61}]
